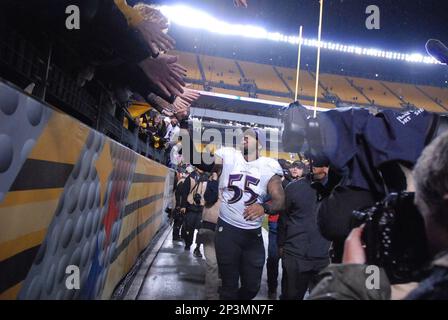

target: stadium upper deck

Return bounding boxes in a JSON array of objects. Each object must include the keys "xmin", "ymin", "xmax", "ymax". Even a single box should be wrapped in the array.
[{"xmin": 172, "ymin": 50, "xmax": 448, "ymax": 113}]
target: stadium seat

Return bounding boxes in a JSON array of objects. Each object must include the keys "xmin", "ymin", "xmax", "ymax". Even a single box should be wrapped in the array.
[
  {"xmin": 276, "ymin": 67, "xmax": 325, "ymax": 100},
  {"xmin": 320, "ymin": 74, "xmax": 369, "ymax": 104},
  {"xmin": 418, "ymin": 85, "xmax": 448, "ymax": 110},
  {"xmin": 239, "ymin": 61, "xmax": 290, "ymax": 93},
  {"xmin": 200, "ymin": 55, "xmax": 241, "ymax": 86},
  {"xmin": 172, "ymin": 50, "xmax": 203, "ymax": 81},
  {"xmin": 174, "ymin": 51, "xmax": 447, "ymax": 114},
  {"xmin": 318, "ymin": 102, "xmax": 336, "ymax": 109},
  {"xmin": 384, "ymin": 82, "xmax": 446, "ymax": 113},
  {"xmin": 188, "ymin": 83, "xmax": 204, "ymax": 90},
  {"xmin": 349, "ymin": 77, "xmax": 402, "ymax": 108}
]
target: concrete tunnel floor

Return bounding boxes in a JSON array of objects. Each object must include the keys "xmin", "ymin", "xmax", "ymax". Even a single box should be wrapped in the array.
[{"xmin": 133, "ymin": 225, "xmax": 281, "ymax": 300}]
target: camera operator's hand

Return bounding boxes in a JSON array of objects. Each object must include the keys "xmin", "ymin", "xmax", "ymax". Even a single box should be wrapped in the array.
[
  {"xmin": 135, "ymin": 20, "xmax": 175, "ymax": 56},
  {"xmin": 138, "ymin": 54, "xmax": 186, "ymax": 97},
  {"xmin": 243, "ymin": 204, "xmax": 265, "ymax": 221},
  {"xmin": 342, "ymin": 225, "xmax": 366, "ymax": 264}
]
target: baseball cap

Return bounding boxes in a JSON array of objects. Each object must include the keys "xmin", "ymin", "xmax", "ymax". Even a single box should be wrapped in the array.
[{"xmin": 291, "ymin": 161, "xmax": 306, "ymax": 169}]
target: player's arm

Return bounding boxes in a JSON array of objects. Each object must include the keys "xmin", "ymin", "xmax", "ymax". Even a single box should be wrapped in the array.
[
  {"xmin": 266, "ymin": 175, "xmax": 285, "ymax": 212},
  {"xmin": 243, "ymin": 175, "xmax": 285, "ymax": 221}
]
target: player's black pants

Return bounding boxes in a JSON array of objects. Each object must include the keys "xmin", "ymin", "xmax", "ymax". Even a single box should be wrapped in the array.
[{"xmin": 215, "ymin": 218, "xmax": 265, "ymax": 300}]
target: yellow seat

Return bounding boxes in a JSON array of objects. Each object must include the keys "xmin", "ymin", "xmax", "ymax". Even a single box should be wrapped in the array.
[
  {"xmin": 239, "ymin": 61, "xmax": 289, "ymax": 93},
  {"xmin": 276, "ymin": 67, "xmax": 325, "ymax": 100},
  {"xmin": 418, "ymin": 85, "xmax": 448, "ymax": 110},
  {"xmin": 171, "ymin": 50, "xmax": 202, "ymax": 81},
  {"xmin": 320, "ymin": 74, "xmax": 369, "ymax": 104},
  {"xmin": 384, "ymin": 82, "xmax": 445, "ymax": 113},
  {"xmin": 200, "ymin": 55, "xmax": 241, "ymax": 86},
  {"xmin": 349, "ymin": 77, "xmax": 401, "ymax": 108}
]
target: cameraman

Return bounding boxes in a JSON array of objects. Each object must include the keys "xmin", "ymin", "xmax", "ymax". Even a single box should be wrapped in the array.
[{"xmin": 308, "ymin": 132, "xmax": 448, "ymax": 300}]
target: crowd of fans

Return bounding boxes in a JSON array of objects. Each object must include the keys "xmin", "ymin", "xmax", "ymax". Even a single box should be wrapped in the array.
[{"xmin": 0, "ymin": 0, "xmax": 214, "ymax": 166}]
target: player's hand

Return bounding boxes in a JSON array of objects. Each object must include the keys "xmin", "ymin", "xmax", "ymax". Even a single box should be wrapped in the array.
[
  {"xmin": 180, "ymin": 208, "xmax": 186, "ymax": 214},
  {"xmin": 234, "ymin": 0, "xmax": 248, "ymax": 8},
  {"xmin": 243, "ymin": 203, "xmax": 265, "ymax": 221},
  {"xmin": 342, "ymin": 225, "xmax": 366, "ymax": 264}
]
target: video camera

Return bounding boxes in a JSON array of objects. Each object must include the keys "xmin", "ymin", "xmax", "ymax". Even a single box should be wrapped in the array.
[
  {"xmin": 281, "ymin": 102, "xmax": 330, "ymax": 158},
  {"xmin": 351, "ymin": 192, "xmax": 430, "ymax": 284}
]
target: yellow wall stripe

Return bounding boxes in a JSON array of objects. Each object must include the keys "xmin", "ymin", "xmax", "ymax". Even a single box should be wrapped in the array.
[
  {"xmin": 0, "ymin": 188, "xmax": 63, "ymax": 208},
  {"xmin": 0, "ymin": 282, "xmax": 22, "ymax": 300},
  {"xmin": 0, "ymin": 200, "xmax": 58, "ymax": 243},
  {"xmin": 126, "ymin": 182, "xmax": 165, "ymax": 205},
  {"xmin": 101, "ymin": 213, "xmax": 162, "ymax": 299},
  {"xmin": 28, "ymin": 112, "xmax": 90, "ymax": 164},
  {"xmin": 134, "ymin": 157, "xmax": 168, "ymax": 176},
  {"xmin": 117, "ymin": 197, "xmax": 164, "ymax": 246},
  {"xmin": 0, "ymin": 229, "xmax": 47, "ymax": 261}
]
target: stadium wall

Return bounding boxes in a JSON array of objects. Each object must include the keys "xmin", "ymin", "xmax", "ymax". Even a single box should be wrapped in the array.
[{"xmin": 0, "ymin": 81, "xmax": 173, "ymax": 299}]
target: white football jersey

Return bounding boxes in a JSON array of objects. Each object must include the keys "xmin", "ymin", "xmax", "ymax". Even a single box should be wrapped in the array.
[{"xmin": 215, "ymin": 147, "xmax": 283, "ymax": 229}]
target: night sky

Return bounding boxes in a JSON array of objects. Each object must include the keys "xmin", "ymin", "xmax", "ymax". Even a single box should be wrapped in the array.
[
  {"xmin": 150, "ymin": 0, "xmax": 448, "ymax": 52},
  {"xmin": 142, "ymin": 0, "xmax": 448, "ymax": 84}
]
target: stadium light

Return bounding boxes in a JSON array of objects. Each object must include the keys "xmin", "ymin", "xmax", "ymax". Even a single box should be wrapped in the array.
[{"xmin": 160, "ymin": 4, "xmax": 439, "ymax": 65}]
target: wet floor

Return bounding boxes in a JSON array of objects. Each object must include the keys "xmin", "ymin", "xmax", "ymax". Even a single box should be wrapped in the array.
[{"xmin": 136, "ymin": 227, "xmax": 281, "ymax": 300}]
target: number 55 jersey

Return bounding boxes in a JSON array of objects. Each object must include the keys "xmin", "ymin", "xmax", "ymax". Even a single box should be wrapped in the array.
[{"xmin": 215, "ymin": 147, "xmax": 283, "ymax": 229}]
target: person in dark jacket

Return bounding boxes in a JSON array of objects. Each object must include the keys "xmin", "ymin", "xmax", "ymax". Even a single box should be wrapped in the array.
[
  {"xmin": 172, "ymin": 170, "xmax": 186, "ymax": 241},
  {"xmin": 278, "ymin": 173, "xmax": 330, "ymax": 300},
  {"xmin": 309, "ymin": 131, "xmax": 448, "ymax": 300}
]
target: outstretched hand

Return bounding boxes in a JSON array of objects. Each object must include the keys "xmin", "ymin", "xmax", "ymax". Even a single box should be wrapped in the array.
[
  {"xmin": 173, "ymin": 88, "xmax": 201, "ymax": 119},
  {"xmin": 139, "ymin": 54, "xmax": 186, "ymax": 97},
  {"xmin": 180, "ymin": 88, "xmax": 201, "ymax": 103},
  {"xmin": 135, "ymin": 20, "xmax": 175, "ymax": 56}
]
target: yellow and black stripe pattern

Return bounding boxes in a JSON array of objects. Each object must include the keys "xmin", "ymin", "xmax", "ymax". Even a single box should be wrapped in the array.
[{"xmin": 0, "ymin": 81, "xmax": 170, "ymax": 299}]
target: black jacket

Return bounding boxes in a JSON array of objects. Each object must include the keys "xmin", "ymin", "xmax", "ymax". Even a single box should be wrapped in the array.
[{"xmin": 278, "ymin": 178, "xmax": 330, "ymax": 261}]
